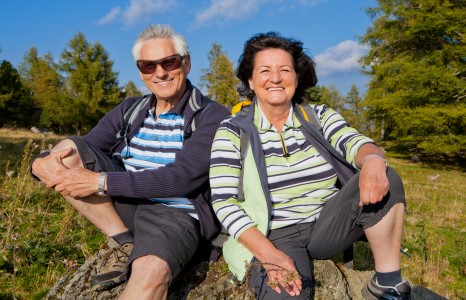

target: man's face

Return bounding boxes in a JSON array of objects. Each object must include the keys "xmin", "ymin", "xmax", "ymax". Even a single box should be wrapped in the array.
[{"xmin": 138, "ymin": 38, "xmax": 191, "ymax": 104}]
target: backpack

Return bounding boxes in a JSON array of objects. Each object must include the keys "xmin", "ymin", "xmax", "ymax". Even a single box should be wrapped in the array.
[{"xmin": 115, "ymin": 92, "xmax": 211, "ymax": 158}]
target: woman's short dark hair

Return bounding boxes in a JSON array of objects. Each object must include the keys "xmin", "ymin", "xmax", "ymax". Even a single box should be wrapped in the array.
[{"xmin": 236, "ymin": 32, "xmax": 317, "ymax": 104}]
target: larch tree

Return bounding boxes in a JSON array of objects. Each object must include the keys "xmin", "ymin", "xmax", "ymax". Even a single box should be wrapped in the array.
[
  {"xmin": 58, "ymin": 32, "xmax": 120, "ymax": 134},
  {"xmin": 342, "ymin": 84, "xmax": 371, "ymax": 134},
  {"xmin": 200, "ymin": 42, "xmax": 240, "ymax": 108},
  {"xmin": 360, "ymin": 0, "xmax": 465, "ymax": 159},
  {"xmin": 318, "ymin": 84, "xmax": 345, "ymax": 112},
  {"xmin": 19, "ymin": 47, "xmax": 67, "ymax": 132},
  {"xmin": 121, "ymin": 80, "xmax": 143, "ymax": 99}
]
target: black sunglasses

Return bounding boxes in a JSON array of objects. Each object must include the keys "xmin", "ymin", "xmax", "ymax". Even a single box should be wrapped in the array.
[{"xmin": 136, "ymin": 54, "xmax": 184, "ymax": 74}]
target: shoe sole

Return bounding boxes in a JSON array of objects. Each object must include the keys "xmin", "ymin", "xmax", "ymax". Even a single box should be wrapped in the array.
[
  {"xmin": 362, "ymin": 284, "xmax": 376, "ymax": 300},
  {"xmin": 361, "ymin": 284, "xmax": 402, "ymax": 300},
  {"xmin": 91, "ymin": 274, "xmax": 127, "ymax": 292}
]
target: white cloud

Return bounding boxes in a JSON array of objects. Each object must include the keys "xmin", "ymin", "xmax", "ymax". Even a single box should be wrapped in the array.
[
  {"xmin": 122, "ymin": 0, "xmax": 176, "ymax": 25},
  {"xmin": 97, "ymin": 7, "xmax": 121, "ymax": 25},
  {"xmin": 194, "ymin": 0, "xmax": 265, "ymax": 28},
  {"xmin": 98, "ymin": 0, "xmax": 177, "ymax": 26},
  {"xmin": 315, "ymin": 40, "xmax": 368, "ymax": 77},
  {"xmin": 193, "ymin": 0, "xmax": 327, "ymax": 27}
]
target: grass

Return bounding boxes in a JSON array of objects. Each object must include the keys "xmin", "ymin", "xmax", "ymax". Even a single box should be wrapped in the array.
[
  {"xmin": 0, "ymin": 128, "xmax": 464, "ymax": 299},
  {"xmin": 389, "ymin": 157, "xmax": 466, "ymax": 298},
  {"xmin": 0, "ymin": 128, "xmax": 105, "ymax": 300}
]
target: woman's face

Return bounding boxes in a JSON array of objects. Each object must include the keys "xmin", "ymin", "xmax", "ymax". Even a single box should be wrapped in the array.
[{"xmin": 248, "ymin": 48, "xmax": 298, "ymax": 107}]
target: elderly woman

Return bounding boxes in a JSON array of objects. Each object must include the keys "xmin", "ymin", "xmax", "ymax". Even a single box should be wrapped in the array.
[{"xmin": 210, "ymin": 32, "xmax": 411, "ymax": 300}]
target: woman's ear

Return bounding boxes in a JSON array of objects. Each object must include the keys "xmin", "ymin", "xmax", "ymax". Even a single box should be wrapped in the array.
[{"xmin": 248, "ymin": 78, "xmax": 254, "ymax": 92}]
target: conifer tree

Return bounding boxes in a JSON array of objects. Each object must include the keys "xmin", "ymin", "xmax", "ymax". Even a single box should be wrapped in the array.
[
  {"xmin": 58, "ymin": 32, "xmax": 120, "ymax": 134},
  {"xmin": 360, "ymin": 0, "xmax": 465, "ymax": 158},
  {"xmin": 19, "ymin": 47, "xmax": 66, "ymax": 131},
  {"xmin": 0, "ymin": 60, "xmax": 35, "ymax": 127},
  {"xmin": 200, "ymin": 42, "xmax": 240, "ymax": 107}
]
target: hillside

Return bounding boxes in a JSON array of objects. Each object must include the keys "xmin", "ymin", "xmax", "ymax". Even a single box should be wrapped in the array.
[{"xmin": 0, "ymin": 128, "xmax": 464, "ymax": 299}]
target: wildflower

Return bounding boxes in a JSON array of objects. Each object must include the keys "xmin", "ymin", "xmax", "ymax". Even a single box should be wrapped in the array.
[
  {"xmin": 63, "ymin": 258, "xmax": 79, "ymax": 271},
  {"xmin": 428, "ymin": 174, "xmax": 440, "ymax": 182}
]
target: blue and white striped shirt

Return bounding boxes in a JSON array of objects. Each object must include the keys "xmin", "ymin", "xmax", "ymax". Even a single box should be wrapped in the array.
[{"xmin": 121, "ymin": 108, "xmax": 197, "ymax": 218}]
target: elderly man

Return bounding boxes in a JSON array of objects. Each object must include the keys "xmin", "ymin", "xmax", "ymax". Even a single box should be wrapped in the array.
[{"xmin": 32, "ymin": 24, "xmax": 229, "ymax": 299}]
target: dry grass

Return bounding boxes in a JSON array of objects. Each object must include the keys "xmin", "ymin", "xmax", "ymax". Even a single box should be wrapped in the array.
[
  {"xmin": 0, "ymin": 132, "xmax": 464, "ymax": 299},
  {"xmin": 0, "ymin": 127, "xmax": 65, "ymax": 173},
  {"xmin": 389, "ymin": 157, "xmax": 466, "ymax": 299}
]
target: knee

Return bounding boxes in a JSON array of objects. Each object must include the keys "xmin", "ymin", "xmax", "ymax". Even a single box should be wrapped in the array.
[
  {"xmin": 131, "ymin": 255, "xmax": 171, "ymax": 287},
  {"xmin": 52, "ymin": 139, "xmax": 81, "ymax": 168},
  {"xmin": 386, "ymin": 167, "xmax": 406, "ymax": 201},
  {"xmin": 386, "ymin": 167, "xmax": 403, "ymax": 188}
]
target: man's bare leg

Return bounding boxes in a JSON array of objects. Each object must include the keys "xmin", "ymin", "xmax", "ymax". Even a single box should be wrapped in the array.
[
  {"xmin": 51, "ymin": 139, "xmax": 128, "ymax": 236},
  {"xmin": 118, "ymin": 255, "xmax": 170, "ymax": 300}
]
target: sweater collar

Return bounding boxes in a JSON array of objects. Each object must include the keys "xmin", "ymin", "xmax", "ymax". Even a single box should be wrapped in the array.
[{"xmin": 150, "ymin": 79, "xmax": 199, "ymax": 117}]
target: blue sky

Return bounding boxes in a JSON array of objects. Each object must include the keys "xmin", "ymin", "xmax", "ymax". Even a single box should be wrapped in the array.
[{"xmin": 1, "ymin": 0, "xmax": 376, "ymax": 96}]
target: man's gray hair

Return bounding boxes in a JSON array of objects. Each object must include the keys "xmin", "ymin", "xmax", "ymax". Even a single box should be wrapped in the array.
[{"xmin": 132, "ymin": 24, "xmax": 189, "ymax": 61}]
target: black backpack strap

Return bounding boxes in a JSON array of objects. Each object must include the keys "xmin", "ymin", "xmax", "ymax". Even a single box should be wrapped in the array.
[
  {"xmin": 184, "ymin": 88, "xmax": 213, "ymax": 140},
  {"xmin": 114, "ymin": 94, "xmax": 151, "ymax": 159},
  {"xmin": 116, "ymin": 94, "xmax": 151, "ymax": 140}
]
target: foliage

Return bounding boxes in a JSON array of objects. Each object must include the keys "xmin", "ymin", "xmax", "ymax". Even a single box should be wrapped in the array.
[
  {"xmin": 0, "ymin": 129, "xmax": 464, "ymax": 299},
  {"xmin": 307, "ymin": 85, "xmax": 374, "ymax": 135},
  {"xmin": 0, "ymin": 133, "xmax": 105, "ymax": 299},
  {"xmin": 19, "ymin": 48, "xmax": 68, "ymax": 132},
  {"xmin": 341, "ymin": 84, "xmax": 372, "ymax": 136},
  {"xmin": 388, "ymin": 157, "xmax": 465, "ymax": 299},
  {"xmin": 359, "ymin": 0, "xmax": 466, "ymax": 158},
  {"xmin": 317, "ymin": 84, "xmax": 345, "ymax": 111},
  {"xmin": 121, "ymin": 80, "xmax": 143, "ymax": 99},
  {"xmin": 14, "ymin": 33, "xmax": 122, "ymax": 135},
  {"xmin": 200, "ymin": 42, "xmax": 240, "ymax": 107},
  {"xmin": 0, "ymin": 60, "xmax": 37, "ymax": 128},
  {"xmin": 57, "ymin": 32, "xmax": 121, "ymax": 134}
]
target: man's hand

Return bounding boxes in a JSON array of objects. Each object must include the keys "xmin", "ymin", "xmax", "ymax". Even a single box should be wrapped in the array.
[
  {"xmin": 32, "ymin": 148, "xmax": 73, "ymax": 188},
  {"xmin": 358, "ymin": 156, "xmax": 389, "ymax": 206},
  {"xmin": 54, "ymin": 169, "xmax": 100, "ymax": 198}
]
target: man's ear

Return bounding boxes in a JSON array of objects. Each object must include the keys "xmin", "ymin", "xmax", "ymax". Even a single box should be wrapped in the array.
[{"xmin": 183, "ymin": 55, "xmax": 191, "ymax": 74}]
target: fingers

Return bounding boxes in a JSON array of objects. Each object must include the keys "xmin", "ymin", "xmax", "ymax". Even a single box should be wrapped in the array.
[
  {"xmin": 359, "ymin": 180, "xmax": 389, "ymax": 206},
  {"xmin": 281, "ymin": 272, "xmax": 302, "ymax": 296},
  {"xmin": 359, "ymin": 167, "xmax": 389, "ymax": 206},
  {"xmin": 266, "ymin": 265, "xmax": 302, "ymax": 296},
  {"xmin": 268, "ymin": 273, "xmax": 302, "ymax": 296}
]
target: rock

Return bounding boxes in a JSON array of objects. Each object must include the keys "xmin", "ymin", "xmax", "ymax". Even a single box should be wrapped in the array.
[{"xmin": 44, "ymin": 247, "xmax": 447, "ymax": 299}]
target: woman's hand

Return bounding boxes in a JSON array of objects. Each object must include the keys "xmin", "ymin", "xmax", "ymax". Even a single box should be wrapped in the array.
[
  {"xmin": 358, "ymin": 156, "xmax": 389, "ymax": 206},
  {"xmin": 260, "ymin": 247, "xmax": 302, "ymax": 296},
  {"xmin": 239, "ymin": 227, "xmax": 302, "ymax": 296}
]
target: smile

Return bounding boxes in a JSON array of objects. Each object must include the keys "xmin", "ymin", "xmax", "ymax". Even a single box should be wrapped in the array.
[
  {"xmin": 155, "ymin": 79, "xmax": 174, "ymax": 85},
  {"xmin": 267, "ymin": 87, "xmax": 284, "ymax": 91}
]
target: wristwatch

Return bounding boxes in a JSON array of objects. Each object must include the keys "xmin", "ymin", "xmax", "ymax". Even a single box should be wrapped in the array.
[{"xmin": 97, "ymin": 172, "xmax": 107, "ymax": 196}]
